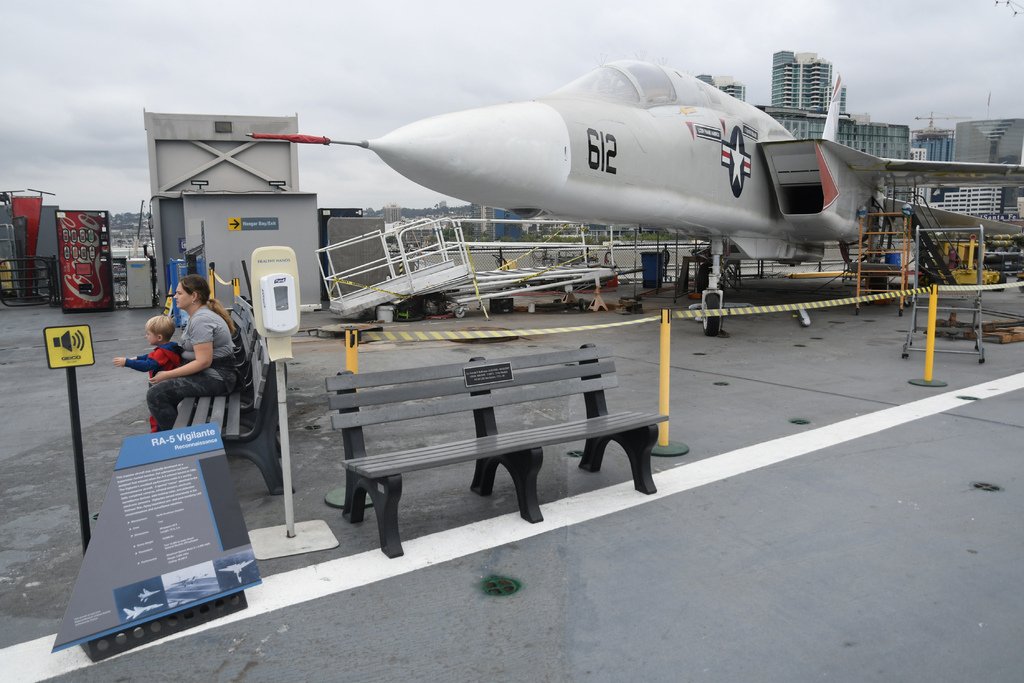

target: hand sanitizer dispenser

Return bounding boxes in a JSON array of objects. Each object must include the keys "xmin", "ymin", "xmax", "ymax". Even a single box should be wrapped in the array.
[{"xmin": 259, "ymin": 272, "xmax": 298, "ymax": 334}]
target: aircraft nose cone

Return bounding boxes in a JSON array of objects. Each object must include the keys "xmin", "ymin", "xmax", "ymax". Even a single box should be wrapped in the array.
[{"xmin": 368, "ymin": 102, "xmax": 570, "ymax": 207}]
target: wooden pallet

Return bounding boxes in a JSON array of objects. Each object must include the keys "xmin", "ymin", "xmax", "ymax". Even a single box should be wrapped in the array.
[{"xmin": 983, "ymin": 326, "xmax": 1024, "ymax": 344}]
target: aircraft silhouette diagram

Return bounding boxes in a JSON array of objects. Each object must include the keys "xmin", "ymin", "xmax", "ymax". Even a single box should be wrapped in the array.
[
  {"xmin": 137, "ymin": 587, "xmax": 158, "ymax": 603},
  {"xmin": 252, "ymin": 60, "xmax": 1024, "ymax": 335},
  {"xmin": 122, "ymin": 603, "xmax": 163, "ymax": 621},
  {"xmin": 217, "ymin": 560, "xmax": 253, "ymax": 584}
]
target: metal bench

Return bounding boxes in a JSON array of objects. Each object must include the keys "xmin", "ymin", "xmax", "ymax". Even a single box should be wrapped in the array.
[
  {"xmin": 173, "ymin": 298, "xmax": 283, "ymax": 495},
  {"xmin": 325, "ymin": 343, "xmax": 667, "ymax": 558}
]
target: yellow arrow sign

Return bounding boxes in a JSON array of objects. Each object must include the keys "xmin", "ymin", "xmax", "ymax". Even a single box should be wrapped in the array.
[
  {"xmin": 43, "ymin": 325, "xmax": 95, "ymax": 369},
  {"xmin": 228, "ymin": 217, "xmax": 242, "ymax": 231}
]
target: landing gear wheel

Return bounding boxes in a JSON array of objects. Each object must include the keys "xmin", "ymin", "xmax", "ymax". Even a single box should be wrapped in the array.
[
  {"xmin": 454, "ymin": 305, "xmax": 466, "ymax": 319},
  {"xmin": 702, "ymin": 291, "xmax": 721, "ymax": 337}
]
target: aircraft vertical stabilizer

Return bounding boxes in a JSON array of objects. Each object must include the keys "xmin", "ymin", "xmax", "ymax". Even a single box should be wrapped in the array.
[{"xmin": 821, "ymin": 75, "xmax": 842, "ymax": 143}]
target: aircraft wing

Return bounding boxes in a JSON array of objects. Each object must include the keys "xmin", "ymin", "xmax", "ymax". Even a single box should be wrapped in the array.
[
  {"xmin": 815, "ymin": 140, "xmax": 1024, "ymax": 187},
  {"xmin": 881, "ymin": 198, "xmax": 1022, "ymax": 235}
]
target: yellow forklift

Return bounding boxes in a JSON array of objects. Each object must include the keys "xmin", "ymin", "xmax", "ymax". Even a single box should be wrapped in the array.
[{"xmin": 936, "ymin": 234, "xmax": 1005, "ymax": 285}]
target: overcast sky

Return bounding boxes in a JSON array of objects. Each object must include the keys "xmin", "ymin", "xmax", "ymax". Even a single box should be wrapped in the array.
[{"xmin": 1, "ymin": 0, "xmax": 1021, "ymax": 214}]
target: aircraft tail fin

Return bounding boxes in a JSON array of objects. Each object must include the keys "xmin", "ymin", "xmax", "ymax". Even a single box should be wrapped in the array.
[{"xmin": 821, "ymin": 75, "xmax": 842, "ymax": 142}]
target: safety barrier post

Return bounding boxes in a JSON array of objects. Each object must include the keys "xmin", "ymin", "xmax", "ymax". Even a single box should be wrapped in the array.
[
  {"xmin": 345, "ymin": 329, "xmax": 359, "ymax": 374},
  {"xmin": 326, "ymin": 328, "xmax": 361, "ymax": 509},
  {"xmin": 909, "ymin": 284, "xmax": 947, "ymax": 387},
  {"xmin": 652, "ymin": 309, "xmax": 688, "ymax": 457},
  {"xmin": 232, "ymin": 277, "xmax": 240, "ymax": 299}
]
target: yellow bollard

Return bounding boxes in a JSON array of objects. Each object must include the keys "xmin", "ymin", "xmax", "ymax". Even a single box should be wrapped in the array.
[
  {"xmin": 924, "ymin": 284, "xmax": 937, "ymax": 382},
  {"xmin": 232, "ymin": 277, "xmax": 240, "ymax": 299},
  {"xmin": 327, "ymin": 328, "xmax": 363, "ymax": 508},
  {"xmin": 658, "ymin": 309, "xmax": 671, "ymax": 446},
  {"xmin": 910, "ymin": 284, "xmax": 947, "ymax": 387},
  {"xmin": 652, "ymin": 309, "xmax": 688, "ymax": 457},
  {"xmin": 345, "ymin": 329, "xmax": 359, "ymax": 374}
]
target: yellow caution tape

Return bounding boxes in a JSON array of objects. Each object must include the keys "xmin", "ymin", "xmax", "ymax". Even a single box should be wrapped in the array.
[
  {"xmin": 673, "ymin": 286, "xmax": 930, "ymax": 319},
  {"xmin": 211, "ymin": 270, "xmax": 233, "ymax": 286},
  {"xmin": 354, "ymin": 281, "xmax": 1018, "ymax": 343},
  {"xmin": 328, "ymin": 277, "xmax": 411, "ymax": 300},
  {"xmin": 360, "ymin": 315, "xmax": 658, "ymax": 342},
  {"xmin": 936, "ymin": 282, "xmax": 1019, "ymax": 293}
]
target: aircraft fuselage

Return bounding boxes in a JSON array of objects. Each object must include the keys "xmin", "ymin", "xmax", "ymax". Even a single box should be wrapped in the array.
[{"xmin": 366, "ymin": 61, "xmax": 873, "ymax": 261}]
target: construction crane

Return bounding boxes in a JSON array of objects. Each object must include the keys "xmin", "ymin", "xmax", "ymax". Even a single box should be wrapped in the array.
[{"xmin": 913, "ymin": 112, "xmax": 970, "ymax": 129}]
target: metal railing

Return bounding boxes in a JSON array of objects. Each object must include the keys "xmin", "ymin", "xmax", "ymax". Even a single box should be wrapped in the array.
[{"xmin": 0, "ymin": 257, "xmax": 58, "ymax": 307}]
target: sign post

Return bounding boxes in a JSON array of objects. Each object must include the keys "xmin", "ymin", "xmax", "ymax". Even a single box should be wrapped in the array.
[
  {"xmin": 247, "ymin": 246, "xmax": 338, "ymax": 559},
  {"xmin": 44, "ymin": 324, "xmax": 96, "ymax": 552}
]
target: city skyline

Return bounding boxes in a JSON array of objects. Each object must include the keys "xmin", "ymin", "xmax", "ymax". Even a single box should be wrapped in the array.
[{"xmin": 2, "ymin": 1, "xmax": 1022, "ymax": 214}]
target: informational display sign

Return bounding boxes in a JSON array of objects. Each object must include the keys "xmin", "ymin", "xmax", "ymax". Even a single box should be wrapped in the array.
[
  {"xmin": 55, "ymin": 210, "xmax": 114, "ymax": 312},
  {"xmin": 43, "ymin": 325, "xmax": 95, "ymax": 369},
  {"xmin": 52, "ymin": 424, "xmax": 260, "ymax": 653}
]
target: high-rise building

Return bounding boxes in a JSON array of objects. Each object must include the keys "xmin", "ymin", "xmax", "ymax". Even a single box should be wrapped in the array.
[
  {"xmin": 696, "ymin": 74, "xmax": 746, "ymax": 102},
  {"xmin": 923, "ymin": 186, "xmax": 1003, "ymax": 216},
  {"xmin": 954, "ymin": 119, "xmax": 1024, "ymax": 214},
  {"xmin": 383, "ymin": 203, "xmax": 402, "ymax": 224},
  {"xmin": 911, "ymin": 128, "xmax": 955, "ymax": 161},
  {"xmin": 771, "ymin": 51, "xmax": 846, "ymax": 113},
  {"xmin": 762, "ymin": 107, "xmax": 910, "ymax": 158},
  {"xmin": 954, "ymin": 119, "xmax": 1024, "ymax": 164}
]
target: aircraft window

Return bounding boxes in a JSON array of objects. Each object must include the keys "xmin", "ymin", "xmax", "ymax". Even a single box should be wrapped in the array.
[
  {"xmin": 694, "ymin": 79, "xmax": 721, "ymax": 106},
  {"xmin": 621, "ymin": 62, "xmax": 676, "ymax": 105},
  {"xmin": 551, "ymin": 67, "xmax": 640, "ymax": 103},
  {"xmin": 671, "ymin": 77, "xmax": 712, "ymax": 108}
]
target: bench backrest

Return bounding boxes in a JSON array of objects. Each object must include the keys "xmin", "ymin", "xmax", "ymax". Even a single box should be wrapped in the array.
[
  {"xmin": 326, "ymin": 344, "xmax": 616, "ymax": 432},
  {"xmin": 230, "ymin": 297, "xmax": 271, "ymax": 411}
]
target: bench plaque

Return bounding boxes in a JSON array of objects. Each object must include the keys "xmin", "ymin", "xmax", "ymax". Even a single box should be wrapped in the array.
[{"xmin": 463, "ymin": 362, "xmax": 514, "ymax": 388}]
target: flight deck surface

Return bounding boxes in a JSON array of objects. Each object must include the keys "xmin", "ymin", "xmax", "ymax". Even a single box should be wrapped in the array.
[{"xmin": 2, "ymin": 278, "xmax": 1023, "ymax": 682}]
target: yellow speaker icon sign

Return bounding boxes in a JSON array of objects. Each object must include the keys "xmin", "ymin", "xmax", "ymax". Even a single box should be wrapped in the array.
[{"xmin": 44, "ymin": 325, "xmax": 95, "ymax": 369}]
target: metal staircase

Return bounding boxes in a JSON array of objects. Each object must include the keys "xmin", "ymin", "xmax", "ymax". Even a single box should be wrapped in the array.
[{"xmin": 902, "ymin": 225, "xmax": 986, "ymax": 364}]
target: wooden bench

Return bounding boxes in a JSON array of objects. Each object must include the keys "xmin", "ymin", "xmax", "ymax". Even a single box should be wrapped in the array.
[
  {"xmin": 173, "ymin": 297, "xmax": 283, "ymax": 495},
  {"xmin": 325, "ymin": 343, "xmax": 667, "ymax": 558}
]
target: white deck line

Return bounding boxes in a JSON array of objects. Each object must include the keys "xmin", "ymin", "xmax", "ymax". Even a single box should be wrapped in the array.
[{"xmin": 7, "ymin": 371, "xmax": 1024, "ymax": 682}]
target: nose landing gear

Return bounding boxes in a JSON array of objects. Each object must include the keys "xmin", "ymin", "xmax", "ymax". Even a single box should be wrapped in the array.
[{"xmin": 700, "ymin": 239, "xmax": 726, "ymax": 337}]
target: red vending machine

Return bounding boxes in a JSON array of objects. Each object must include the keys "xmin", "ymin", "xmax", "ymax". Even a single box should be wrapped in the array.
[{"xmin": 56, "ymin": 210, "xmax": 115, "ymax": 312}]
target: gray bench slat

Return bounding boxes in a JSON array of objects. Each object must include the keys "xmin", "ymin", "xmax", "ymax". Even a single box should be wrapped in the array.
[
  {"xmin": 349, "ymin": 411, "xmax": 664, "ymax": 468},
  {"xmin": 327, "ymin": 358, "xmax": 618, "ymax": 411},
  {"xmin": 172, "ymin": 399, "xmax": 193, "ymax": 429},
  {"xmin": 332, "ymin": 374, "xmax": 618, "ymax": 430},
  {"xmin": 224, "ymin": 393, "xmax": 241, "ymax": 436},
  {"xmin": 326, "ymin": 344, "xmax": 612, "ymax": 392},
  {"xmin": 194, "ymin": 395, "xmax": 213, "ymax": 423},
  {"xmin": 346, "ymin": 411, "xmax": 667, "ymax": 477},
  {"xmin": 207, "ymin": 394, "xmax": 227, "ymax": 431}
]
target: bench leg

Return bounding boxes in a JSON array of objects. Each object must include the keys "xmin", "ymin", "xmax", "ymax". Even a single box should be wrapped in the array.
[
  {"xmin": 579, "ymin": 436, "xmax": 612, "ymax": 472},
  {"xmin": 225, "ymin": 432, "xmax": 283, "ymax": 496},
  {"xmin": 579, "ymin": 425, "xmax": 658, "ymax": 495},
  {"xmin": 347, "ymin": 474, "xmax": 405, "ymax": 559},
  {"xmin": 470, "ymin": 448, "xmax": 544, "ymax": 523}
]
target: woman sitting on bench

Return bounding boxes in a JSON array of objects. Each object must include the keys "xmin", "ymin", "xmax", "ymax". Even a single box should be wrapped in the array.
[{"xmin": 147, "ymin": 274, "xmax": 239, "ymax": 432}]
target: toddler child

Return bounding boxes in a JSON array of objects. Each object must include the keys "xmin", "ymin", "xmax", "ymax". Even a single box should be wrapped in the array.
[{"xmin": 114, "ymin": 315, "xmax": 183, "ymax": 432}]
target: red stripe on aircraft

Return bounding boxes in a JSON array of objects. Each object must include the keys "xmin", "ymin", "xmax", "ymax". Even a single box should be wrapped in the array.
[{"xmin": 815, "ymin": 144, "xmax": 840, "ymax": 210}]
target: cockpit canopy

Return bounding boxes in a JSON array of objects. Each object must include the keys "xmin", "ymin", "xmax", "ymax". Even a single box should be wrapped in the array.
[{"xmin": 548, "ymin": 60, "xmax": 714, "ymax": 108}]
